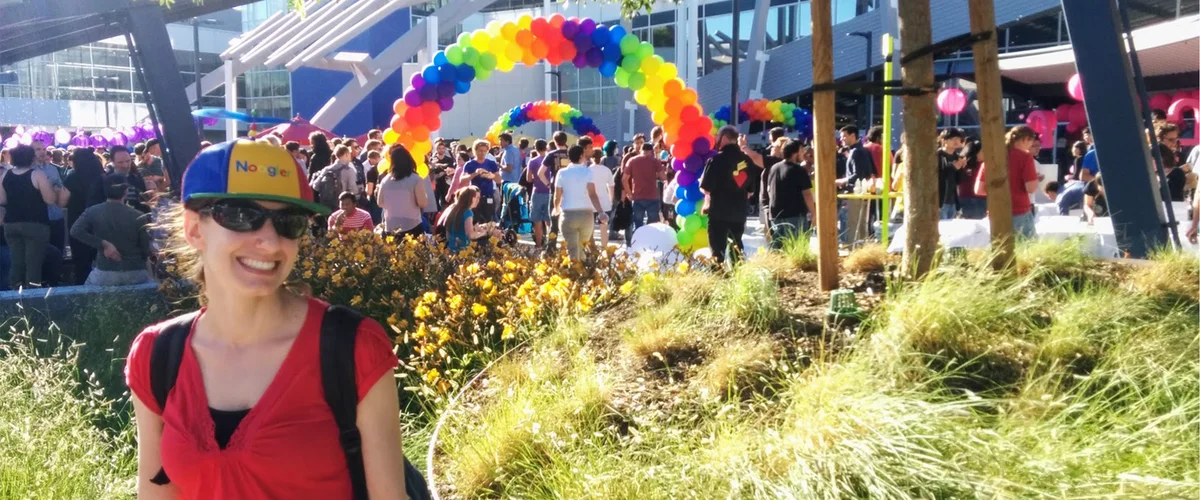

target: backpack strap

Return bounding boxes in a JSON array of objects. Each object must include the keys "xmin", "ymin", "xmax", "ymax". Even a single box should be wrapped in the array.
[
  {"xmin": 319, "ymin": 305, "xmax": 432, "ymax": 500},
  {"xmin": 146, "ymin": 311, "xmax": 201, "ymax": 486}
]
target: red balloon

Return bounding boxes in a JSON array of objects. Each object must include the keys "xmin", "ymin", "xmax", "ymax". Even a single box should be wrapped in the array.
[
  {"xmin": 560, "ymin": 44, "xmax": 577, "ymax": 61},
  {"xmin": 531, "ymin": 17, "xmax": 549, "ymax": 36},
  {"xmin": 680, "ymin": 105, "xmax": 701, "ymax": 122},
  {"xmin": 421, "ymin": 101, "xmax": 440, "ymax": 120},
  {"xmin": 671, "ymin": 143, "xmax": 692, "ymax": 160},
  {"xmin": 404, "ymin": 106, "xmax": 424, "ymax": 125},
  {"xmin": 427, "ymin": 115, "xmax": 442, "ymax": 131},
  {"xmin": 549, "ymin": 14, "xmax": 565, "ymax": 28}
]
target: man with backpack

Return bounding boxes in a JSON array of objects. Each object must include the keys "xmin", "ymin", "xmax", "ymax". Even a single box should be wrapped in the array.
[{"xmin": 311, "ymin": 145, "xmax": 360, "ymax": 214}]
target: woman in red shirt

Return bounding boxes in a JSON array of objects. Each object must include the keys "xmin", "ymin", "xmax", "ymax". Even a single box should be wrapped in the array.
[
  {"xmin": 974, "ymin": 125, "xmax": 1040, "ymax": 238},
  {"xmin": 125, "ymin": 140, "xmax": 407, "ymax": 499}
]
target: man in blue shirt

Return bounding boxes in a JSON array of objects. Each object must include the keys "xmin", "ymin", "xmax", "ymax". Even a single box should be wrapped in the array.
[
  {"xmin": 498, "ymin": 132, "xmax": 524, "ymax": 186},
  {"xmin": 1056, "ymin": 180, "xmax": 1087, "ymax": 215},
  {"xmin": 464, "ymin": 139, "xmax": 501, "ymax": 223}
]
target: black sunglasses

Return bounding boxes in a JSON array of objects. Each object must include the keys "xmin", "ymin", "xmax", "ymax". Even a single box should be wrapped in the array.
[{"xmin": 200, "ymin": 200, "xmax": 312, "ymax": 240}]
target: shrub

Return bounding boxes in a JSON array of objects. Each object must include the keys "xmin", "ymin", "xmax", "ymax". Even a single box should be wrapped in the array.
[
  {"xmin": 712, "ymin": 262, "xmax": 786, "ymax": 332},
  {"xmin": 694, "ymin": 338, "xmax": 780, "ymax": 400},
  {"xmin": 843, "ymin": 243, "xmax": 889, "ymax": 274},
  {"xmin": 1128, "ymin": 249, "xmax": 1200, "ymax": 308},
  {"xmin": 0, "ymin": 330, "xmax": 135, "ymax": 498},
  {"xmin": 778, "ymin": 231, "xmax": 818, "ymax": 271}
]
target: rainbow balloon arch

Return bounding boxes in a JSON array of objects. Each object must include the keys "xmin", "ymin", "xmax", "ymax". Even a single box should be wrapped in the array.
[
  {"xmin": 384, "ymin": 14, "xmax": 717, "ymax": 252},
  {"xmin": 484, "ymin": 101, "xmax": 605, "ymax": 145},
  {"xmin": 709, "ymin": 99, "xmax": 814, "ymax": 139}
]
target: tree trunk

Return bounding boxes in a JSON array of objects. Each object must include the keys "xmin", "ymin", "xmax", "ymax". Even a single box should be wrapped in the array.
[
  {"xmin": 898, "ymin": 0, "xmax": 939, "ymax": 277},
  {"xmin": 970, "ymin": 0, "xmax": 1015, "ymax": 269},
  {"xmin": 811, "ymin": 0, "xmax": 839, "ymax": 291}
]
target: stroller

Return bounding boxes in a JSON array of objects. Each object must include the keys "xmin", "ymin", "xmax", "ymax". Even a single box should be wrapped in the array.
[{"xmin": 499, "ymin": 182, "xmax": 532, "ymax": 246}]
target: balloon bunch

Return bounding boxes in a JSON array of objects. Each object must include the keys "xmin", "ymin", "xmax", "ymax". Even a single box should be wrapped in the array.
[
  {"xmin": 484, "ymin": 100, "xmax": 605, "ymax": 145},
  {"xmin": 708, "ymin": 99, "xmax": 813, "ymax": 139},
  {"xmin": 385, "ymin": 14, "xmax": 716, "ymax": 254},
  {"xmin": 1052, "ymin": 103, "xmax": 1088, "ymax": 134},
  {"xmin": 2, "ymin": 122, "xmax": 158, "ymax": 150}
]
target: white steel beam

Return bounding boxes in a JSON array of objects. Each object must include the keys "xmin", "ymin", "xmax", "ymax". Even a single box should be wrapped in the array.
[
  {"xmin": 260, "ymin": 0, "xmax": 359, "ymax": 67},
  {"xmin": 282, "ymin": 0, "xmax": 392, "ymax": 70}
]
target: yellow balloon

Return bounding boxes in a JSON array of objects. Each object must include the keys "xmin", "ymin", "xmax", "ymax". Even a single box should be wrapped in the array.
[
  {"xmin": 486, "ymin": 20, "xmax": 503, "ymax": 37},
  {"xmin": 644, "ymin": 75, "xmax": 665, "ymax": 94},
  {"xmin": 658, "ymin": 63, "xmax": 678, "ymax": 80},
  {"xmin": 635, "ymin": 88, "xmax": 651, "ymax": 105},
  {"xmin": 649, "ymin": 95, "xmax": 667, "ymax": 115},
  {"xmin": 517, "ymin": 14, "xmax": 533, "ymax": 30},
  {"xmin": 641, "ymin": 56, "xmax": 661, "ymax": 76},
  {"xmin": 382, "ymin": 128, "xmax": 399, "ymax": 145},
  {"xmin": 496, "ymin": 56, "xmax": 516, "ymax": 72},
  {"xmin": 416, "ymin": 162, "xmax": 429, "ymax": 179},
  {"xmin": 692, "ymin": 229, "xmax": 709, "ymax": 250},
  {"xmin": 378, "ymin": 157, "xmax": 392, "ymax": 175},
  {"xmin": 470, "ymin": 31, "xmax": 490, "ymax": 51},
  {"xmin": 501, "ymin": 22, "xmax": 518, "ymax": 39}
]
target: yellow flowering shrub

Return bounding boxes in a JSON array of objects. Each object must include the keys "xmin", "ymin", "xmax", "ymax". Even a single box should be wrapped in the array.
[{"xmin": 166, "ymin": 231, "xmax": 638, "ymax": 398}]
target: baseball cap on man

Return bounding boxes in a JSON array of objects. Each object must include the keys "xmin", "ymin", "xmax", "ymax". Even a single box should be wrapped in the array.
[{"xmin": 182, "ymin": 140, "xmax": 329, "ymax": 215}]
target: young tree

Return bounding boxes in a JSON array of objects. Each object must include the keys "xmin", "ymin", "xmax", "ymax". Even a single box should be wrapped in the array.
[
  {"xmin": 970, "ymin": 0, "xmax": 1015, "ymax": 269},
  {"xmin": 898, "ymin": 0, "xmax": 939, "ymax": 277}
]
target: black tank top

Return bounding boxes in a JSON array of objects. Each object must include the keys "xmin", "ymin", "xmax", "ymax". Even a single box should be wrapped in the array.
[{"xmin": 3, "ymin": 169, "xmax": 49, "ymax": 225}]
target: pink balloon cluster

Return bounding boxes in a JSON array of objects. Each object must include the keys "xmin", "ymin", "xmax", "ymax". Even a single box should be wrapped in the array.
[
  {"xmin": 1053, "ymin": 103, "xmax": 1089, "ymax": 134},
  {"xmin": 937, "ymin": 88, "xmax": 968, "ymax": 115},
  {"xmin": 1025, "ymin": 110, "xmax": 1057, "ymax": 139},
  {"xmin": 2, "ymin": 121, "xmax": 159, "ymax": 151},
  {"xmin": 1149, "ymin": 89, "xmax": 1197, "ymax": 113}
]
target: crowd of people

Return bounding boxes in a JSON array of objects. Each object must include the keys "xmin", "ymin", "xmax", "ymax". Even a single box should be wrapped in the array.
[{"xmin": 0, "ymin": 112, "xmax": 1194, "ymax": 291}]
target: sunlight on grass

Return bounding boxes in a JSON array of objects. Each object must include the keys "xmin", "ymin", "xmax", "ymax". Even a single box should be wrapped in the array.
[
  {"xmin": 712, "ymin": 262, "xmax": 786, "ymax": 332},
  {"xmin": 693, "ymin": 338, "xmax": 780, "ymax": 400},
  {"xmin": 779, "ymin": 231, "xmax": 818, "ymax": 272},
  {"xmin": 843, "ymin": 243, "xmax": 889, "ymax": 274},
  {"xmin": 1128, "ymin": 249, "xmax": 1200, "ymax": 306}
]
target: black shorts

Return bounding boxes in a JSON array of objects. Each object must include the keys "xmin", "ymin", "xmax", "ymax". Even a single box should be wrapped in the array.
[{"xmin": 475, "ymin": 194, "xmax": 497, "ymax": 223}]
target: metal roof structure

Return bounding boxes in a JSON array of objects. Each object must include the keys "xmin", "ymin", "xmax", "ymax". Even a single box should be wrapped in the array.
[{"xmin": 0, "ymin": 0, "xmax": 256, "ymax": 67}]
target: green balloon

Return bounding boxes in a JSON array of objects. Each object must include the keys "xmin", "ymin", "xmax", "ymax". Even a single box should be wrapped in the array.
[
  {"xmin": 621, "ymin": 54, "xmax": 642, "ymax": 73},
  {"xmin": 476, "ymin": 67, "xmax": 492, "ymax": 81},
  {"xmin": 677, "ymin": 230, "xmax": 695, "ymax": 247},
  {"xmin": 463, "ymin": 47, "xmax": 480, "ymax": 66},
  {"xmin": 445, "ymin": 44, "xmax": 464, "ymax": 65},
  {"xmin": 637, "ymin": 42, "xmax": 654, "ymax": 59},
  {"xmin": 458, "ymin": 33, "xmax": 472, "ymax": 47},
  {"xmin": 480, "ymin": 53, "xmax": 498, "ymax": 71},
  {"xmin": 699, "ymin": 214, "xmax": 709, "ymax": 229},
  {"xmin": 676, "ymin": 215, "xmax": 687, "ymax": 227},
  {"xmin": 620, "ymin": 34, "xmax": 640, "ymax": 55},
  {"xmin": 684, "ymin": 214, "xmax": 702, "ymax": 233},
  {"xmin": 628, "ymin": 72, "xmax": 646, "ymax": 91},
  {"xmin": 614, "ymin": 69, "xmax": 630, "ymax": 88}
]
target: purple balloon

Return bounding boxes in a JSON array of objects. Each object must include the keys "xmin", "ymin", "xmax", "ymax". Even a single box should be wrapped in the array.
[
  {"xmin": 672, "ymin": 158, "xmax": 686, "ymax": 171},
  {"xmin": 2, "ymin": 137, "xmax": 17, "ymax": 149},
  {"xmin": 70, "ymin": 134, "xmax": 88, "ymax": 147},
  {"xmin": 89, "ymin": 135, "xmax": 108, "ymax": 148},
  {"xmin": 19, "ymin": 133, "xmax": 32, "ymax": 146},
  {"xmin": 418, "ymin": 83, "xmax": 439, "ymax": 102},
  {"xmin": 54, "ymin": 128, "xmax": 71, "ymax": 146},
  {"xmin": 110, "ymin": 132, "xmax": 128, "ymax": 147},
  {"xmin": 438, "ymin": 97, "xmax": 455, "ymax": 112},
  {"xmin": 437, "ymin": 80, "xmax": 456, "ymax": 99},
  {"xmin": 571, "ymin": 52, "xmax": 588, "ymax": 68},
  {"xmin": 676, "ymin": 170, "xmax": 697, "ymax": 187},
  {"xmin": 573, "ymin": 32, "xmax": 593, "ymax": 52},
  {"xmin": 692, "ymin": 137, "xmax": 712, "ymax": 156},
  {"xmin": 684, "ymin": 154, "xmax": 705, "ymax": 173},
  {"xmin": 585, "ymin": 47, "xmax": 604, "ymax": 67},
  {"xmin": 561, "ymin": 20, "xmax": 579, "ymax": 39},
  {"xmin": 411, "ymin": 73, "xmax": 425, "ymax": 89},
  {"xmin": 404, "ymin": 89, "xmax": 423, "ymax": 107},
  {"xmin": 579, "ymin": 18, "xmax": 596, "ymax": 36}
]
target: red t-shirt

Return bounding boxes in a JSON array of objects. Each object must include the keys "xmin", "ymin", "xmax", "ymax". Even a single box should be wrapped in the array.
[
  {"xmin": 124, "ymin": 298, "xmax": 398, "ymax": 500},
  {"xmin": 976, "ymin": 147, "xmax": 1038, "ymax": 216},
  {"xmin": 328, "ymin": 207, "xmax": 375, "ymax": 232},
  {"xmin": 864, "ymin": 142, "xmax": 884, "ymax": 179},
  {"xmin": 625, "ymin": 154, "xmax": 664, "ymax": 201}
]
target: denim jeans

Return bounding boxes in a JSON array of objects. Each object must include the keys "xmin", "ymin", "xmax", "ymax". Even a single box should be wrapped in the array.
[
  {"xmin": 959, "ymin": 197, "xmax": 987, "ymax": 219},
  {"xmin": 631, "ymin": 199, "xmax": 660, "ymax": 232},
  {"xmin": 85, "ymin": 269, "xmax": 154, "ymax": 287},
  {"xmin": 1013, "ymin": 211, "xmax": 1037, "ymax": 239},
  {"xmin": 837, "ymin": 200, "xmax": 850, "ymax": 244},
  {"xmin": 939, "ymin": 203, "xmax": 957, "ymax": 220},
  {"xmin": 769, "ymin": 216, "xmax": 811, "ymax": 249}
]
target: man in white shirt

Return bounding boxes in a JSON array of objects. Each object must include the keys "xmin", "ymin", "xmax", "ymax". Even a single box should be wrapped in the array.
[
  {"xmin": 588, "ymin": 154, "xmax": 615, "ymax": 248},
  {"xmin": 553, "ymin": 145, "xmax": 607, "ymax": 260}
]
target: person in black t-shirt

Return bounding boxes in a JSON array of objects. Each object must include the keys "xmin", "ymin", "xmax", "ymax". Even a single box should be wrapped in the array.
[
  {"xmin": 767, "ymin": 139, "xmax": 815, "ymax": 248},
  {"xmin": 1159, "ymin": 143, "xmax": 1187, "ymax": 202},
  {"xmin": 700, "ymin": 126, "xmax": 752, "ymax": 264},
  {"xmin": 935, "ymin": 128, "xmax": 966, "ymax": 220},
  {"xmin": 1083, "ymin": 174, "xmax": 1107, "ymax": 224}
]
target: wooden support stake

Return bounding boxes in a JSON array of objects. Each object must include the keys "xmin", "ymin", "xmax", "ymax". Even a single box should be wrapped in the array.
[
  {"xmin": 969, "ymin": 0, "xmax": 1015, "ymax": 269},
  {"xmin": 811, "ymin": 0, "xmax": 839, "ymax": 291},
  {"xmin": 898, "ymin": 0, "xmax": 939, "ymax": 278}
]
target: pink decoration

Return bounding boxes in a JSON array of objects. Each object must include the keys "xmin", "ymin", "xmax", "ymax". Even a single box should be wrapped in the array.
[
  {"xmin": 1149, "ymin": 93, "xmax": 1173, "ymax": 111},
  {"xmin": 1066, "ymin": 122, "xmax": 1080, "ymax": 134},
  {"xmin": 936, "ymin": 88, "xmax": 967, "ymax": 115},
  {"xmin": 1025, "ymin": 110, "xmax": 1057, "ymax": 139},
  {"xmin": 1067, "ymin": 74, "xmax": 1084, "ymax": 101},
  {"xmin": 1168, "ymin": 98, "xmax": 1199, "ymax": 147},
  {"xmin": 1055, "ymin": 104, "xmax": 1073, "ymax": 121},
  {"xmin": 1068, "ymin": 104, "xmax": 1088, "ymax": 128}
]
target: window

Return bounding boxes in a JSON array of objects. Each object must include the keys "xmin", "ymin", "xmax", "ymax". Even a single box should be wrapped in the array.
[
  {"xmin": 835, "ymin": 0, "xmax": 874, "ymax": 24},
  {"xmin": 798, "ymin": 1, "xmax": 811, "ymax": 37},
  {"xmin": 652, "ymin": 25, "xmax": 675, "ymax": 63},
  {"xmin": 1006, "ymin": 13, "xmax": 1060, "ymax": 49}
]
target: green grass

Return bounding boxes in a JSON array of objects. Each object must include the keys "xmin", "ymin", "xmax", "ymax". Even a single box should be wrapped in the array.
[
  {"xmin": 778, "ymin": 232, "xmax": 818, "ymax": 271},
  {"xmin": 0, "ymin": 327, "xmax": 136, "ymax": 499}
]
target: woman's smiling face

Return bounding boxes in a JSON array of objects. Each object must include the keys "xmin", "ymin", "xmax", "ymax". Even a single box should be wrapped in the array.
[{"xmin": 185, "ymin": 200, "xmax": 303, "ymax": 298}]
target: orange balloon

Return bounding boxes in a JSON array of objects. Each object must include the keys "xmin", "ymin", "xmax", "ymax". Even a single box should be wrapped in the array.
[
  {"xmin": 522, "ymin": 53, "xmax": 538, "ymax": 66},
  {"xmin": 531, "ymin": 39, "xmax": 549, "ymax": 59},
  {"xmin": 390, "ymin": 114, "xmax": 406, "ymax": 133},
  {"xmin": 665, "ymin": 98, "xmax": 684, "ymax": 117},
  {"xmin": 664, "ymin": 116, "xmax": 683, "ymax": 135},
  {"xmin": 662, "ymin": 79, "xmax": 684, "ymax": 99},
  {"xmin": 515, "ymin": 30, "xmax": 534, "ymax": 47},
  {"xmin": 410, "ymin": 125, "xmax": 430, "ymax": 142},
  {"xmin": 679, "ymin": 89, "xmax": 698, "ymax": 106},
  {"xmin": 393, "ymin": 99, "xmax": 407, "ymax": 116},
  {"xmin": 549, "ymin": 13, "xmax": 565, "ymax": 29}
]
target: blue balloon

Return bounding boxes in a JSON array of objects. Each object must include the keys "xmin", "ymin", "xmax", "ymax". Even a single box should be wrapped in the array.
[
  {"xmin": 457, "ymin": 64, "xmax": 475, "ymax": 82},
  {"xmin": 454, "ymin": 80, "xmax": 471, "ymax": 94},
  {"xmin": 683, "ymin": 184, "xmax": 704, "ymax": 202},
  {"xmin": 602, "ymin": 43, "xmax": 622, "ymax": 62},
  {"xmin": 609, "ymin": 25, "xmax": 627, "ymax": 43},
  {"xmin": 591, "ymin": 25, "xmax": 610, "ymax": 46},
  {"xmin": 438, "ymin": 64, "xmax": 456, "ymax": 83},
  {"xmin": 675, "ymin": 185, "xmax": 688, "ymax": 201},
  {"xmin": 676, "ymin": 199, "xmax": 696, "ymax": 217},
  {"xmin": 434, "ymin": 52, "xmax": 448, "ymax": 66},
  {"xmin": 599, "ymin": 61, "xmax": 618, "ymax": 78},
  {"xmin": 422, "ymin": 65, "xmax": 441, "ymax": 85}
]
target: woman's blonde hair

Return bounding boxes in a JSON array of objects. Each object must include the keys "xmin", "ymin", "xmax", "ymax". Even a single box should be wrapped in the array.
[
  {"xmin": 1005, "ymin": 125, "xmax": 1038, "ymax": 149},
  {"xmin": 159, "ymin": 199, "xmax": 310, "ymax": 305}
]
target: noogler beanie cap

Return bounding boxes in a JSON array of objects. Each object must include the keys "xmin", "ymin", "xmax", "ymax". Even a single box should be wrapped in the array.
[{"xmin": 181, "ymin": 139, "xmax": 329, "ymax": 215}]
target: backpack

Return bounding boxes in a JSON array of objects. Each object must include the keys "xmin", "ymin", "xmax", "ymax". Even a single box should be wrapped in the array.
[
  {"xmin": 148, "ymin": 306, "xmax": 431, "ymax": 500},
  {"xmin": 317, "ymin": 164, "xmax": 349, "ymax": 209}
]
